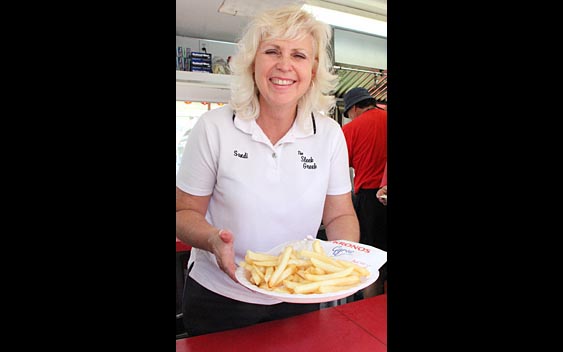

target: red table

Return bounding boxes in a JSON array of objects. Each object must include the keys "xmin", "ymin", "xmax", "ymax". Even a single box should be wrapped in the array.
[
  {"xmin": 176, "ymin": 238, "xmax": 192, "ymax": 252},
  {"xmin": 176, "ymin": 239, "xmax": 192, "ymax": 316},
  {"xmin": 335, "ymin": 294, "xmax": 386, "ymax": 345},
  {"xmin": 176, "ymin": 294, "xmax": 387, "ymax": 352}
]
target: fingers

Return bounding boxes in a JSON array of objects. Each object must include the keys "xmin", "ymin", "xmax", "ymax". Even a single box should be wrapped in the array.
[
  {"xmin": 212, "ymin": 229, "xmax": 237, "ymax": 281},
  {"xmin": 219, "ymin": 229, "xmax": 233, "ymax": 243},
  {"xmin": 226, "ymin": 263, "xmax": 238, "ymax": 282},
  {"xmin": 377, "ymin": 188, "xmax": 387, "ymax": 206}
]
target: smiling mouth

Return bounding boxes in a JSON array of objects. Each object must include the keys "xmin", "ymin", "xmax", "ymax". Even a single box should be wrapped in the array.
[{"xmin": 270, "ymin": 78, "xmax": 295, "ymax": 86}]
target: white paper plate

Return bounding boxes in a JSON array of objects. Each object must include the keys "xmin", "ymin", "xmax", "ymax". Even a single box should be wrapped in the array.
[{"xmin": 235, "ymin": 238, "xmax": 387, "ymax": 304}]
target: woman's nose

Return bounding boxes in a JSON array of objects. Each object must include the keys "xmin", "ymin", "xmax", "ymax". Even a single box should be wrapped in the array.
[{"xmin": 275, "ymin": 55, "xmax": 292, "ymax": 71}]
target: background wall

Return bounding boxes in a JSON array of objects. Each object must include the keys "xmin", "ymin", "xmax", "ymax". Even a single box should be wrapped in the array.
[
  {"xmin": 176, "ymin": 36, "xmax": 238, "ymax": 62},
  {"xmin": 333, "ymin": 29, "xmax": 387, "ymax": 69},
  {"xmin": 177, "ymin": 28, "xmax": 387, "ymax": 70}
]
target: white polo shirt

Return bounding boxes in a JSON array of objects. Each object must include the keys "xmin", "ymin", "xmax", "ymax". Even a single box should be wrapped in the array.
[{"xmin": 176, "ymin": 105, "xmax": 352, "ymax": 304}]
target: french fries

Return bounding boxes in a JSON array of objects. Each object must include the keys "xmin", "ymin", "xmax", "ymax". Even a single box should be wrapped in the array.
[{"xmin": 239, "ymin": 239, "xmax": 369, "ymax": 294}]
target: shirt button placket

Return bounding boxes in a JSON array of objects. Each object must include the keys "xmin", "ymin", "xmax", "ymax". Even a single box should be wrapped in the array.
[{"xmin": 271, "ymin": 146, "xmax": 281, "ymax": 171}]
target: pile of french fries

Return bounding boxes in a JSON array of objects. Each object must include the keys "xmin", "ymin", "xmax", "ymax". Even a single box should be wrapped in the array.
[{"xmin": 239, "ymin": 239, "xmax": 370, "ymax": 294}]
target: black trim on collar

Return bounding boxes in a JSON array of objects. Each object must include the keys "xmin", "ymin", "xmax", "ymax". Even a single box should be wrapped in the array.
[
  {"xmin": 232, "ymin": 113, "xmax": 235, "ymax": 121},
  {"xmin": 311, "ymin": 112, "xmax": 316, "ymax": 134}
]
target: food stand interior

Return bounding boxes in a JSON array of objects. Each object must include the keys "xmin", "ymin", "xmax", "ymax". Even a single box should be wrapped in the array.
[{"xmin": 176, "ymin": 0, "xmax": 387, "ymax": 340}]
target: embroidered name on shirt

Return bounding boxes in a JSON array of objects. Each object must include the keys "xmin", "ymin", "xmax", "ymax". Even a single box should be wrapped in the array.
[
  {"xmin": 233, "ymin": 150, "xmax": 248, "ymax": 159},
  {"xmin": 298, "ymin": 150, "xmax": 317, "ymax": 169}
]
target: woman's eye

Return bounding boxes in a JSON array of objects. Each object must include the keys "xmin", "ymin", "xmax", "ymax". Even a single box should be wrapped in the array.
[
  {"xmin": 294, "ymin": 54, "xmax": 306, "ymax": 59},
  {"xmin": 265, "ymin": 50, "xmax": 279, "ymax": 55}
]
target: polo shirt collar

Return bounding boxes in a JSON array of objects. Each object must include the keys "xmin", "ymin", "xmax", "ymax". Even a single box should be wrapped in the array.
[{"xmin": 233, "ymin": 111, "xmax": 317, "ymax": 141}]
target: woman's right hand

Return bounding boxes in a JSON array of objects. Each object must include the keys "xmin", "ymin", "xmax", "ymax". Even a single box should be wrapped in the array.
[{"xmin": 208, "ymin": 229, "xmax": 237, "ymax": 282}]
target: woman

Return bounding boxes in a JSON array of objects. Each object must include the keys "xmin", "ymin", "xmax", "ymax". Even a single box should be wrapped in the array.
[{"xmin": 176, "ymin": 5, "xmax": 359, "ymax": 336}]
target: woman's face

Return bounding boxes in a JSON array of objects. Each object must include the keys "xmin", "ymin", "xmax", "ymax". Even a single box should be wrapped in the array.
[{"xmin": 254, "ymin": 35, "xmax": 317, "ymax": 112}]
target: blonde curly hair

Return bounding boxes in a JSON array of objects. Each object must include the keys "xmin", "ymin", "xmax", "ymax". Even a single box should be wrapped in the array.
[{"xmin": 229, "ymin": 5, "xmax": 338, "ymax": 130}]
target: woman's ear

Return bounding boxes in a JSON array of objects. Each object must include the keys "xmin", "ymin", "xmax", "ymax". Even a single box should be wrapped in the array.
[{"xmin": 313, "ymin": 58, "xmax": 319, "ymax": 77}]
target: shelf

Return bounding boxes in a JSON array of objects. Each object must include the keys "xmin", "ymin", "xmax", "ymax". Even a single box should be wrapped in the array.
[
  {"xmin": 176, "ymin": 71, "xmax": 232, "ymax": 89},
  {"xmin": 176, "ymin": 71, "xmax": 232, "ymax": 103}
]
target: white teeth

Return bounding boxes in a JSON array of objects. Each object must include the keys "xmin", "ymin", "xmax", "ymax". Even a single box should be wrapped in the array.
[{"xmin": 271, "ymin": 78, "xmax": 294, "ymax": 85}]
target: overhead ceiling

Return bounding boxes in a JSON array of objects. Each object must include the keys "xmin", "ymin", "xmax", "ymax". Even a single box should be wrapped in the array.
[
  {"xmin": 176, "ymin": 0, "xmax": 387, "ymax": 106},
  {"xmin": 176, "ymin": 0, "xmax": 387, "ymax": 43}
]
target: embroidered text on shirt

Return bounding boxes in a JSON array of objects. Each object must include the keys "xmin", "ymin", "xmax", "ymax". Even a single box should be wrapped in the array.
[
  {"xmin": 297, "ymin": 150, "xmax": 317, "ymax": 169},
  {"xmin": 233, "ymin": 150, "xmax": 248, "ymax": 159}
]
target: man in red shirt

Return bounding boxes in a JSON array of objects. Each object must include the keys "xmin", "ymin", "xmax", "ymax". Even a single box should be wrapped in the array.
[{"xmin": 342, "ymin": 87, "xmax": 387, "ymax": 298}]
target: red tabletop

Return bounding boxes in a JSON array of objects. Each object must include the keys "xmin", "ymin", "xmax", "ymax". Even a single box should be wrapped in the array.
[
  {"xmin": 176, "ymin": 294, "xmax": 386, "ymax": 352},
  {"xmin": 176, "ymin": 238, "xmax": 192, "ymax": 252},
  {"xmin": 335, "ymin": 293, "xmax": 387, "ymax": 345}
]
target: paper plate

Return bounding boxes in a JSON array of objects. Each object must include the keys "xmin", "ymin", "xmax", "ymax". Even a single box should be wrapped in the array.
[{"xmin": 235, "ymin": 238, "xmax": 387, "ymax": 304}]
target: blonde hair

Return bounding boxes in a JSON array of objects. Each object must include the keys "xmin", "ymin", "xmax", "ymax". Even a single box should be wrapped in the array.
[{"xmin": 229, "ymin": 5, "xmax": 338, "ymax": 128}]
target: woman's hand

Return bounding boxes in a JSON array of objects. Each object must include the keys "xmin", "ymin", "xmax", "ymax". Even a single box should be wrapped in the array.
[
  {"xmin": 377, "ymin": 185, "xmax": 387, "ymax": 206},
  {"xmin": 208, "ymin": 229, "xmax": 237, "ymax": 281}
]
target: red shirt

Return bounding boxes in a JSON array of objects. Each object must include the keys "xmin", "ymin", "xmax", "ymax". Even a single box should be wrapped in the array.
[{"xmin": 342, "ymin": 108, "xmax": 387, "ymax": 194}]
